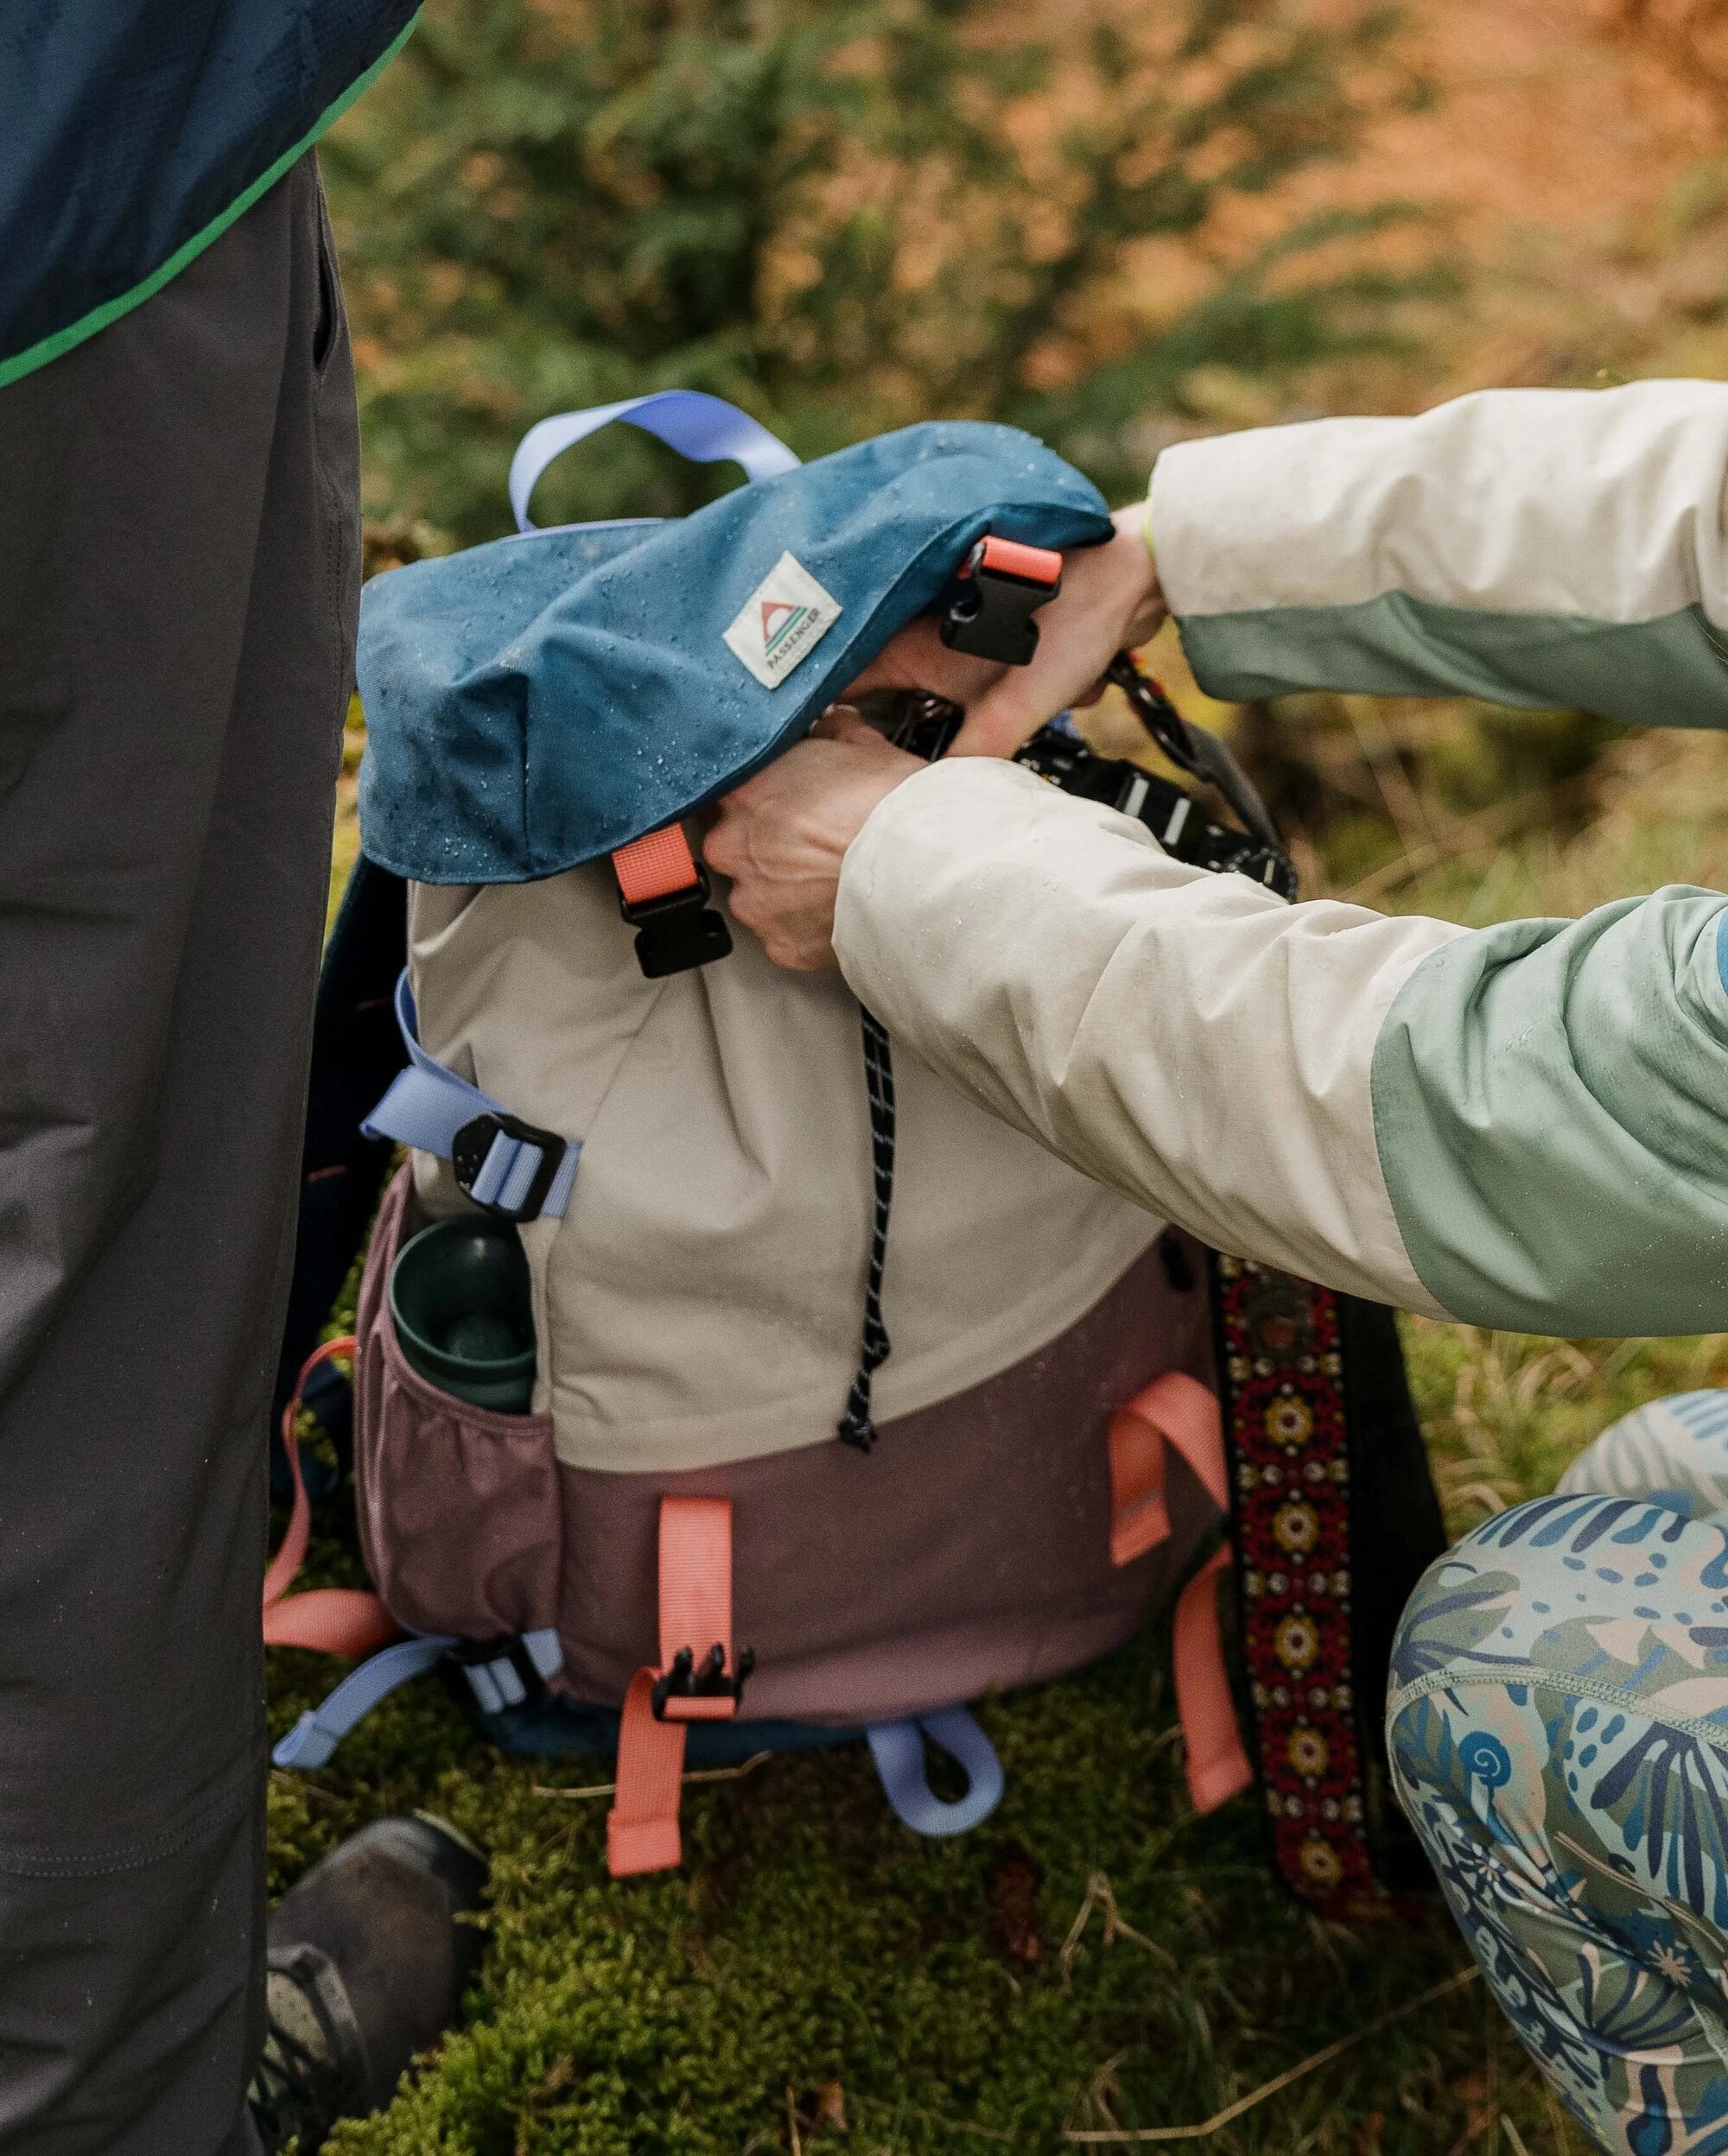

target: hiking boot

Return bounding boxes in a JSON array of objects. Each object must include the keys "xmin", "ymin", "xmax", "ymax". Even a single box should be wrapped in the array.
[{"xmin": 249, "ymin": 1812, "xmax": 489, "ymax": 2152}]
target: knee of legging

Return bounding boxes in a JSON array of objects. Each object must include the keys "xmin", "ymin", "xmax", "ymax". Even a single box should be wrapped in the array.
[
  {"xmin": 1560, "ymin": 1389, "xmax": 1728, "ymax": 1518},
  {"xmin": 1388, "ymin": 1487, "xmax": 1728, "ymax": 1800},
  {"xmin": 1384, "ymin": 1515, "xmax": 1566, "ymax": 1836},
  {"xmin": 1388, "ymin": 1497, "xmax": 1557, "ymax": 1688},
  {"xmin": 1386, "ymin": 1493, "xmax": 1619, "ymax": 1766}
]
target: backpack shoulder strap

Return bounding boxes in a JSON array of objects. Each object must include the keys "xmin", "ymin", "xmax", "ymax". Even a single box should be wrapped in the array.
[{"xmin": 270, "ymin": 855, "xmax": 409, "ymax": 1437}]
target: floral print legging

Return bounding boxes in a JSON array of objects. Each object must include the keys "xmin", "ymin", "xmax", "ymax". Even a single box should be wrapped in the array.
[{"xmin": 1389, "ymin": 1390, "xmax": 1728, "ymax": 2155}]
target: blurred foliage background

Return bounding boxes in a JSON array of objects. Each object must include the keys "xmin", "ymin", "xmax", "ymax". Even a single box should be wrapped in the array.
[
  {"xmin": 302, "ymin": 4, "xmax": 1728, "ymax": 2149},
  {"xmin": 321, "ymin": 0, "xmax": 1431, "ymax": 549}
]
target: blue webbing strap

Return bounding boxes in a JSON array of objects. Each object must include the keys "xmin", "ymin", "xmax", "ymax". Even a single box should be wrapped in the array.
[
  {"xmin": 272, "ymin": 1636, "xmax": 454, "ymax": 1769},
  {"xmin": 509, "ymin": 390, "xmax": 800, "ymax": 534},
  {"xmin": 866, "ymin": 1707, "xmax": 1005, "ymax": 1838},
  {"xmin": 272, "ymin": 1627, "xmax": 567, "ymax": 1770},
  {"xmin": 361, "ymin": 973, "xmax": 580, "ymax": 1221}
]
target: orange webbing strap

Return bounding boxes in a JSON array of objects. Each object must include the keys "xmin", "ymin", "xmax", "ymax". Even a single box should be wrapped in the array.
[
  {"xmin": 608, "ymin": 1671, "xmax": 688, "ymax": 1877},
  {"xmin": 264, "ymin": 1588, "xmax": 400, "ymax": 1657},
  {"xmin": 656, "ymin": 1494, "xmax": 738, "ymax": 1723},
  {"xmin": 263, "ymin": 1336, "xmax": 398, "ymax": 1658},
  {"xmin": 1107, "ymin": 1372, "xmax": 1226, "ymax": 1564},
  {"xmin": 1107, "ymin": 1373, "xmax": 1250, "ymax": 1813},
  {"xmin": 974, "ymin": 535, "xmax": 1062, "ymax": 587},
  {"xmin": 607, "ymin": 1496, "xmax": 739, "ymax": 1877},
  {"xmin": 1174, "ymin": 1547, "xmax": 1255, "ymax": 1811},
  {"xmin": 612, "ymin": 824, "xmax": 701, "ymax": 907}
]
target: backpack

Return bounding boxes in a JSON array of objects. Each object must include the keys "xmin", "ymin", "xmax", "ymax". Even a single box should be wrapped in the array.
[{"xmin": 266, "ymin": 394, "xmax": 1445, "ymax": 1909}]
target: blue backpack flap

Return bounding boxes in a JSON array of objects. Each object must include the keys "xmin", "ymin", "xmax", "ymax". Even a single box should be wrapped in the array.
[{"xmin": 355, "ymin": 390, "xmax": 1113, "ymax": 885}]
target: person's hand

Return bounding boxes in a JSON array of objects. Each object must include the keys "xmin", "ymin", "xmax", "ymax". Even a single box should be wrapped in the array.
[
  {"xmin": 703, "ymin": 707, "xmax": 922, "ymax": 971},
  {"xmin": 950, "ymin": 501, "xmax": 1165, "ymax": 757},
  {"xmin": 705, "ymin": 498, "xmax": 1164, "ymax": 970},
  {"xmin": 839, "ymin": 611, "xmax": 1009, "ymax": 710}
]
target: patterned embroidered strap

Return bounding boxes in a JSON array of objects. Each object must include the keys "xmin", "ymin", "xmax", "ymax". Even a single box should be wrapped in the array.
[
  {"xmin": 836, "ymin": 1008, "xmax": 897, "ymax": 1450},
  {"xmin": 1209, "ymin": 1256, "xmax": 1385, "ymax": 1911}
]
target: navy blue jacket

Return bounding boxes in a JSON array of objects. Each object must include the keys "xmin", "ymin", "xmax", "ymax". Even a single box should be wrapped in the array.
[{"xmin": 0, "ymin": 1, "xmax": 417, "ymax": 389}]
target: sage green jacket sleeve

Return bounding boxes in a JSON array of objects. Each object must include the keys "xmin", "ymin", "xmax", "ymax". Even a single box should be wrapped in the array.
[{"xmin": 1150, "ymin": 380, "xmax": 1728, "ymax": 726}]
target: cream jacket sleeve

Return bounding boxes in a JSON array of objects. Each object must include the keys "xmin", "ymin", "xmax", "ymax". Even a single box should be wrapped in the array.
[{"xmin": 834, "ymin": 383, "xmax": 1728, "ymax": 1337}]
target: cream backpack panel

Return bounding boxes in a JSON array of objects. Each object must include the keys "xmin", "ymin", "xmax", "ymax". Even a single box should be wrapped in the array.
[{"xmin": 408, "ymin": 861, "xmax": 1164, "ymax": 1474}]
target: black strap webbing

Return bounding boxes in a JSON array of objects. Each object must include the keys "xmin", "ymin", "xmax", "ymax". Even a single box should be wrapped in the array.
[{"xmin": 270, "ymin": 856, "xmax": 410, "ymax": 1440}]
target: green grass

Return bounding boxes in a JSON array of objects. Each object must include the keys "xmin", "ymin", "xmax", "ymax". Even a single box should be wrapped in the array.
[{"xmin": 282, "ymin": 709, "xmax": 1728, "ymax": 2152}]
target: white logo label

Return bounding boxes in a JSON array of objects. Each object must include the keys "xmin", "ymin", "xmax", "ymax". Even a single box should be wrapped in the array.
[{"xmin": 722, "ymin": 552, "xmax": 842, "ymax": 688}]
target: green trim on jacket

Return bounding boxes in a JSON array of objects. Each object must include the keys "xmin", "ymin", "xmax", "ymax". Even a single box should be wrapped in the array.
[
  {"xmin": 1370, "ymin": 889, "xmax": 1728, "ymax": 1335},
  {"xmin": 0, "ymin": 11, "xmax": 416, "ymax": 392},
  {"xmin": 1181, "ymin": 595, "xmax": 1728, "ymax": 733}
]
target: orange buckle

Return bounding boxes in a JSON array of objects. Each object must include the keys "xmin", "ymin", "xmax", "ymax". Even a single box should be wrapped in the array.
[
  {"xmin": 611, "ymin": 825, "xmax": 733, "ymax": 979},
  {"xmin": 939, "ymin": 530, "xmax": 1064, "ymax": 666}
]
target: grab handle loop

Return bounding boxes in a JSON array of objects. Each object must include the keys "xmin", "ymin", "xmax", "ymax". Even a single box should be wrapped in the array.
[
  {"xmin": 866, "ymin": 1708, "xmax": 1004, "ymax": 1839},
  {"xmin": 510, "ymin": 390, "xmax": 800, "ymax": 533}
]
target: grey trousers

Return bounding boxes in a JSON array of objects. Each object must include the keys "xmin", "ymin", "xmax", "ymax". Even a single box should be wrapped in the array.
[{"xmin": 0, "ymin": 157, "xmax": 359, "ymax": 2152}]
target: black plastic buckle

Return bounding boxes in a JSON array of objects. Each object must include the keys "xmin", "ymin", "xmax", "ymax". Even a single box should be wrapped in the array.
[
  {"xmin": 651, "ymin": 1641, "xmax": 757, "ymax": 1719},
  {"xmin": 939, "ymin": 535, "xmax": 1063, "ymax": 666},
  {"xmin": 448, "ymin": 1633, "xmax": 551, "ymax": 1710},
  {"xmin": 619, "ymin": 865, "xmax": 734, "ymax": 980},
  {"xmin": 853, "ymin": 687, "xmax": 966, "ymax": 763},
  {"xmin": 451, "ymin": 1109, "xmax": 565, "ymax": 1223}
]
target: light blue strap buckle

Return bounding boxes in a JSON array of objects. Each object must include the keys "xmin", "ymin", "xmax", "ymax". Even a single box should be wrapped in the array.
[
  {"xmin": 509, "ymin": 390, "xmax": 800, "ymax": 533},
  {"xmin": 454, "ymin": 1628, "xmax": 565, "ymax": 1716},
  {"xmin": 866, "ymin": 1707, "xmax": 1005, "ymax": 1839},
  {"xmin": 362, "ymin": 973, "xmax": 580, "ymax": 1223}
]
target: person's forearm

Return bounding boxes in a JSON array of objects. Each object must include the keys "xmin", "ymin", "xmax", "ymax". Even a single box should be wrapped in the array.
[
  {"xmin": 1153, "ymin": 380, "xmax": 1728, "ymax": 729},
  {"xmin": 835, "ymin": 759, "xmax": 1728, "ymax": 1335}
]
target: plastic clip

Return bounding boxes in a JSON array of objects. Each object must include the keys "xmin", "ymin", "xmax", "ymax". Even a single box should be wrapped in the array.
[
  {"xmin": 651, "ymin": 1641, "xmax": 757, "ymax": 1720},
  {"xmin": 448, "ymin": 1632, "xmax": 564, "ymax": 1717},
  {"xmin": 939, "ymin": 534, "xmax": 1063, "ymax": 666},
  {"xmin": 613, "ymin": 826, "xmax": 734, "ymax": 979},
  {"xmin": 619, "ymin": 866, "xmax": 734, "ymax": 979},
  {"xmin": 451, "ymin": 1109, "xmax": 568, "ymax": 1223}
]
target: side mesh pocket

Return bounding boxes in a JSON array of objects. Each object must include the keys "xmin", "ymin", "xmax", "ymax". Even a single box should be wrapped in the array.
[{"xmin": 353, "ymin": 1166, "xmax": 563, "ymax": 1641}]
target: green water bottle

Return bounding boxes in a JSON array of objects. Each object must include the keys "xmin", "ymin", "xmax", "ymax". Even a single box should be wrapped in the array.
[{"xmin": 389, "ymin": 1215, "xmax": 537, "ymax": 1414}]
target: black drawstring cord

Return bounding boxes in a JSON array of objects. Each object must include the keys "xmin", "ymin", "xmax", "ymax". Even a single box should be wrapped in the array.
[{"xmin": 837, "ymin": 1008, "xmax": 896, "ymax": 1450}]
